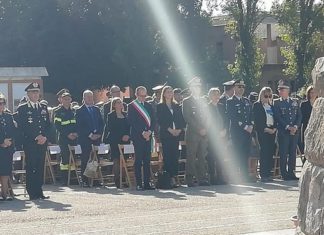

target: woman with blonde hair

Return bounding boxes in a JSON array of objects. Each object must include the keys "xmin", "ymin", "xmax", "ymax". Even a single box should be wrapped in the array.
[
  {"xmin": 252, "ymin": 87, "xmax": 277, "ymax": 182},
  {"xmin": 157, "ymin": 86, "xmax": 185, "ymax": 187}
]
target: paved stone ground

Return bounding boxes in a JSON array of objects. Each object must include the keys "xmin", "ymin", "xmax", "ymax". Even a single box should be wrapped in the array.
[{"xmin": 0, "ymin": 180, "xmax": 299, "ymax": 235}]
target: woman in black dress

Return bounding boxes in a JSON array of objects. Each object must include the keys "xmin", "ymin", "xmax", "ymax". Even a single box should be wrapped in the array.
[
  {"xmin": 157, "ymin": 86, "xmax": 186, "ymax": 187},
  {"xmin": 300, "ymin": 86, "xmax": 317, "ymax": 155},
  {"xmin": 104, "ymin": 97, "xmax": 130, "ymax": 188},
  {"xmin": 252, "ymin": 87, "xmax": 277, "ymax": 182},
  {"xmin": 0, "ymin": 94, "xmax": 16, "ymax": 200}
]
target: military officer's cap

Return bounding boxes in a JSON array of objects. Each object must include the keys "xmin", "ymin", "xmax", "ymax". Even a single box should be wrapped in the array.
[
  {"xmin": 152, "ymin": 82, "xmax": 167, "ymax": 91},
  {"xmin": 188, "ymin": 76, "xmax": 202, "ymax": 87},
  {"xmin": 56, "ymin": 88, "xmax": 70, "ymax": 97},
  {"xmin": 278, "ymin": 79, "xmax": 290, "ymax": 89},
  {"xmin": 234, "ymin": 79, "xmax": 246, "ymax": 86},
  {"xmin": 223, "ymin": 80, "xmax": 235, "ymax": 87},
  {"xmin": 173, "ymin": 88, "xmax": 182, "ymax": 94},
  {"xmin": 25, "ymin": 82, "xmax": 40, "ymax": 92},
  {"xmin": 61, "ymin": 92, "xmax": 72, "ymax": 98}
]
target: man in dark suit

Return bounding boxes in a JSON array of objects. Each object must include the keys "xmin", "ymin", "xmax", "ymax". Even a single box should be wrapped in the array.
[
  {"xmin": 75, "ymin": 90, "xmax": 104, "ymax": 186},
  {"xmin": 127, "ymin": 86, "xmax": 155, "ymax": 190},
  {"xmin": 273, "ymin": 80, "xmax": 302, "ymax": 180},
  {"xmin": 226, "ymin": 79, "xmax": 254, "ymax": 182},
  {"xmin": 16, "ymin": 82, "xmax": 51, "ymax": 200}
]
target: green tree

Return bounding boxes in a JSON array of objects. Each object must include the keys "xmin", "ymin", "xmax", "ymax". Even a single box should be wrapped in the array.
[
  {"xmin": 272, "ymin": 0, "xmax": 324, "ymax": 90},
  {"xmin": 222, "ymin": 0, "xmax": 265, "ymax": 91}
]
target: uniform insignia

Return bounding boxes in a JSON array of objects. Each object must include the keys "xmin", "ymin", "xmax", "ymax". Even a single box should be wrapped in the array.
[
  {"xmin": 27, "ymin": 111, "xmax": 32, "ymax": 115},
  {"xmin": 238, "ymin": 122, "xmax": 243, "ymax": 126},
  {"xmin": 33, "ymin": 82, "xmax": 38, "ymax": 87},
  {"xmin": 41, "ymin": 109, "xmax": 47, "ymax": 115},
  {"xmin": 28, "ymin": 117, "xmax": 33, "ymax": 123},
  {"xmin": 235, "ymin": 104, "xmax": 240, "ymax": 107},
  {"xmin": 238, "ymin": 110, "xmax": 241, "ymax": 113},
  {"xmin": 292, "ymin": 101, "xmax": 298, "ymax": 107}
]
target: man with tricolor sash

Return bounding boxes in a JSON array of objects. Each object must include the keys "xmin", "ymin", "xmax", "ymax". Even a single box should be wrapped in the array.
[{"xmin": 127, "ymin": 86, "xmax": 156, "ymax": 190}]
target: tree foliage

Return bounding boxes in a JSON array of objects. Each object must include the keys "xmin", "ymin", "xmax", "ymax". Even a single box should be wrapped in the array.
[
  {"xmin": 272, "ymin": 0, "xmax": 324, "ymax": 90},
  {"xmin": 222, "ymin": 0, "xmax": 265, "ymax": 91},
  {"xmin": 0, "ymin": 0, "xmax": 229, "ymax": 99}
]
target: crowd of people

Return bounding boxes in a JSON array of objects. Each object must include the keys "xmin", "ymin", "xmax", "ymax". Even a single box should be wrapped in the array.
[{"xmin": 0, "ymin": 76, "xmax": 317, "ymax": 201}]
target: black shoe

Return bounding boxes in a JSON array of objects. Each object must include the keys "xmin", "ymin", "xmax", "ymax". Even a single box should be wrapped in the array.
[
  {"xmin": 260, "ymin": 177, "xmax": 271, "ymax": 182},
  {"xmin": 5, "ymin": 196, "xmax": 13, "ymax": 201},
  {"xmin": 288, "ymin": 175, "xmax": 299, "ymax": 181},
  {"xmin": 187, "ymin": 182, "xmax": 196, "ymax": 187},
  {"xmin": 136, "ymin": 185, "xmax": 144, "ymax": 191},
  {"xmin": 82, "ymin": 182, "xmax": 90, "ymax": 188},
  {"xmin": 40, "ymin": 195, "xmax": 50, "ymax": 200},
  {"xmin": 198, "ymin": 181, "xmax": 210, "ymax": 186},
  {"xmin": 29, "ymin": 196, "xmax": 40, "ymax": 201},
  {"xmin": 144, "ymin": 185, "xmax": 155, "ymax": 190}
]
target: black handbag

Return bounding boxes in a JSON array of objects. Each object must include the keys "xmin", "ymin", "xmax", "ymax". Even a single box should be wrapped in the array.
[{"xmin": 155, "ymin": 171, "xmax": 172, "ymax": 189}]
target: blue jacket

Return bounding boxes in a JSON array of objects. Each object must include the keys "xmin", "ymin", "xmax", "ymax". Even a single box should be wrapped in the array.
[
  {"xmin": 75, "ymin": 104, "xmax": 104, "ymax": 145},
  {"xmin": 226, "ymin": 96, "xmax": 253, "ymax": 137},
  {"xmin": 273, "ymin": 97, "xmax": 302, "ymax": 132}
]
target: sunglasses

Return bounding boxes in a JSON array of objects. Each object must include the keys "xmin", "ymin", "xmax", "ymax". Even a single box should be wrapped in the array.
[
  {"xmin": 264, "ymin": 94, "xmax": 272, "ymax": 98},
  {"xmin": 237, "ymin": 85, "xmax": 245, "ymax": 88},
  {"xmin": 112, "ymin": 90, "xmax": 120, "ymax": 93}
]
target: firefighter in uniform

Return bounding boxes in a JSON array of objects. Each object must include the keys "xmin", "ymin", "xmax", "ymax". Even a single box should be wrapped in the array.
[
  {"xmin": 16, "ymin": 82, "xmax": 50, "ymax": 200},
  {"xmin": 53, "ymin": 92, "xmax": 78, "ymax": 185},
  {"xmin": 226, "ymin": 80, "xmax": 254, "ymax": 182}
]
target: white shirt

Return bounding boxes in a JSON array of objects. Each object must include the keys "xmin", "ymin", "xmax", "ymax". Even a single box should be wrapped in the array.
[
  {"xmin": 29, "ymin": 101, "xmax": 39, "ymax": 109},
  {"xmin": 263, "ymin": 103, "xmax": 274, "ymax": 126}
]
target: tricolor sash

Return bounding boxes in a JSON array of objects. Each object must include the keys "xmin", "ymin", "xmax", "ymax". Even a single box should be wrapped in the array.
[{"xmin": 132, "ymin": 100, "xmax": 151, "ymax": 128}]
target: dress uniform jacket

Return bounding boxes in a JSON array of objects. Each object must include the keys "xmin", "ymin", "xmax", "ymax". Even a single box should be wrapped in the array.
[
  {"xmin": 273, "ymin": 97, "xmax": 302, "ymax": 179},
  {"xmin": 16, "ymin": 101, "xmax": 50, "ymax": 199},
  {"xmin": 273, "ymin": 98, "xmax": 302, "ymax": 133},
  {"xmin": 218, "ymin": 94, "xmax": 230, "ymax": 134},
  {"xmin": 226, "ymin": 95, "xmax": 253, "ymax": 180}
]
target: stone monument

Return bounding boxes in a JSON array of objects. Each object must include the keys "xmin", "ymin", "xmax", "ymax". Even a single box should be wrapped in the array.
[{"xmin": 297, "ymin": 57, "xmax": 324, "ymax": 235}]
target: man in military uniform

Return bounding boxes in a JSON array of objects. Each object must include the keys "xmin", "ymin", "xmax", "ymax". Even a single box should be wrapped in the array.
[
  {"xmin": 182, "ymin": 77, "xmax": 209, "ymax": 187},
  {"xmin": 273, "ymin": 80, "xmax": 302, "ymax": 180},
  {"xmin": 219, "ymin": 80, "xmax": 235, "ymax": 136},
  {"xmin": 148, "ymin": 83, "xmax": 166, "ymax": 144},
  {"xmin": 16, "ymin": 82, "xmax": 50, "ymax": 200},
  {"xmin": 226, "ymin": 80, "xmax": 254, "ymax": 182},
  {"xmin": 53, "ymin": 92, "xmax": 78, "ymax": 186}
]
